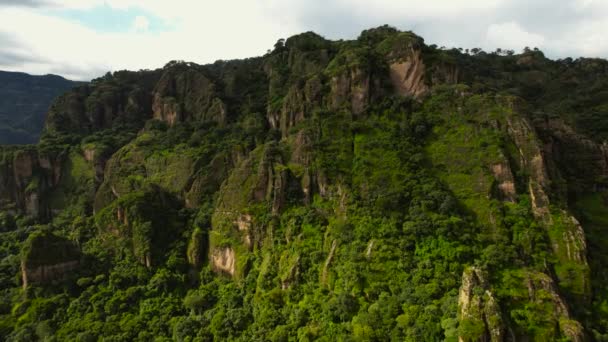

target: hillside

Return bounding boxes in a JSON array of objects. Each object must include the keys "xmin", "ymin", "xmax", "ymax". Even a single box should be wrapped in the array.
[
  {"xmin": 0, "ymin": 71, "xmax": 80, "ymax": 145},
  {"xmin": 0, "ymin": 26, "xmax": 608, "ymax": 341}
]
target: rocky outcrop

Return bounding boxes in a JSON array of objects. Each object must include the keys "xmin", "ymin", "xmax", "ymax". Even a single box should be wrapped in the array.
[
  {"xmin": 268, "ymin": 77, "xmax": 323, "ymax": 137},
  {"xmin": 491, "ymin": 160, "xmax": 516, "ymax": 202},
  {"xmin": 185, "ymin": 153, "xmax": 232, "ymax": 208},
  {"xmin": 458, "ymin": 267, "xmax": 586, "ymax": 342},
  {"xmin": 377, "ymin": 32, "xmax": 432, "ymax": 99},
  {"xmin": 523, "ymin": 271, "xmax": 585, "ymax": 342},
  {"xmin": 503, "ymin": 103, "xmax": 591, "ymax": 300},
  {"xmin": 22, "ymin": 260, "xmax": 80, "ymax": 289},
  {"xmin": 95, "ymin": 137, "xmax": 233, "ymax": 214},
  {"xmin": 211, "ymin": 247, "xmax": 235, "ymax": 276},
  {"xmin": 458, "ymin": 267, "xmax": 504, "ymax": 342},
  {"xmin": 235, "ymin": 214, "xmax": 252, "ymax": 247},
  {"xmin": 279, "ymin": 253, "xmax": 300, "ymax": 290},
  {"xmin": 549, "ymin": 211, "xmax": 591, "ymax": 300},
  {"xmin": 321, "ymin": 239, "xmax": 337, "ymax": 286},
  {"xmin": 388, "ymin": 48, "xmax": 428, "ymax": 99},
  {"xmin": 187, "ymin": 228, "xmax": 205, "ymax": 269},
  {"xmin": 540, "ymin": 213, "xmax": 587, "ymax": 269},
  {"xmin": 560, "ymin": 215, "xmax": 588, "ymax": 264},
  {"xmin": 0, "ymin": 148, "xmax": 65, "ymax": 218},
  {"xmin": 365, "ymin": 239, "xmax": 374, "ymax": 259},
  {"xmin": 152, "ymin": 93, "xmax": 181, "ymax": 126},
  {"xmin": 82, "ymin": 145, "xmax": 108, "ymax": 184},
  {"xmin": 84, "ymin": 88, "xmax": 126, "ymax": 129},
  {"xmin": 288, "ymin": 129, "xmax": 326, "ymax": 204},
  {"xmin": 20, "ymin": 230, "xmax": 80, "ymax": 288},
  {"xmin": 536, "ymin": 118, "xmax": 608, "ymax": 196},
  {"xmin": 96, "ymin": 144, "xmax": 146, "ymax": 206},
  {"xmin": 208, "ymin": 143, "xmax": 299, "ymax": 277},
  {"xmin": 45, "ymin": 74, "xmax": 155, "ymax": 134},
  {"xmin": 95, "ymin": 187, "xmax": 185, "ymax": 268},
  {"xmin": 212, "ymin": 143, "xmax": 291, "ymax": 235},
  {"xmin": 504, "ymin": 113, "xmax": 551, "ymax": 220},
  {"xmin": 329, "ymin": 68, "xmax": 371, "ymax": 115},
  {"xmin": 430, "ymin": 62, "xmax": 460, "ymax": 86},
  {"xmin": 152, "ymin": 65, "xmax": 227, "ymax": 126}
]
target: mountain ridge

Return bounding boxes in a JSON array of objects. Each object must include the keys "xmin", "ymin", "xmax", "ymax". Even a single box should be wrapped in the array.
[
  {"xmin": 0, "ymin": 70, "xmax": 82, "ymax": 145},
  {"xmin": 0, "ymin": 26, "xmax": 607, "ymax": 341}
]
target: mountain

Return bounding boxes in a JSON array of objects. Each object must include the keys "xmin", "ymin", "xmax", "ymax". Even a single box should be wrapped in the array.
[
  {"xmin": 0, "ymin": 71, "xmax": 81, "ymax": 145},
  {"xmin": 1, "ymin": 26, "xmax": 608, "ymax": 341}
]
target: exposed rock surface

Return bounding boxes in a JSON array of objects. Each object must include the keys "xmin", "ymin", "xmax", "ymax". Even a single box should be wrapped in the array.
[
  {"xmin": 3, "ymin": 26, "xmax": 608, "ymax": 340},
  {"xmin": 504, "ymin": 112, "xmax": 551, "ymax": 220},
  {"xmin": 0, "ymin": 148, "xmax": 64, "ymax": 218},
  {"xmin": 186, "ymin": 228, "xmax": 205, "ymax": 270},
  {"xmin": 321, "ymin": 239, "xmax": 337, "ymax": 285},
  {"xmin": 491, "ymin": 160, "xmax": 516, "ymax": 202},
  {"xmin": 152, "ymin": 66, "xmax": 228, "ymax": 126},
  {"xmin": 21, "ymin": 260, "xmax": 79, "ymax": 289},
  {"xmin": 212, "ymin": 247, "xmax": 235, "ymax": 276},
  {"xmin": 329, "ymin": 68, "xmax": 371, "ymax": 114},
  {"xmin": 20, "ymin": 230, "xmax": 80, "ymax": 288},
  {"xmin": 458, "ymin": 267, "xmax": 504, "ymax": 342},
  {"xmin": 388, "ymin": 49, "xmax": 429, "ymax": 99},
  {"xmin": 523, "ymin": 271, "xmax": 585, "ymax": 342},
  {"xmin": 536, "ymin": 118, "xmax": 608, "ymax": 196},
  {"xmin": 268, "ymin": 77, "xmax": 323, "ymax": 137}
]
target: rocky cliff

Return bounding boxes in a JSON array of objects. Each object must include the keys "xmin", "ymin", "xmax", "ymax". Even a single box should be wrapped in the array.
[
  {"xmin": 1, "ymin": 25, "xmax": 608, "ymax": 341},
  {"xmin": 20, "ymin": 229, "xmax": 80, "ymax": 288}
]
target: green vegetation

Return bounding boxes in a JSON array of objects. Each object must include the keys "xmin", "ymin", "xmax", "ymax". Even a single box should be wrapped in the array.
[{"xmin": 0, "ymin": 25, "xmax": 607, "ymax": 341}]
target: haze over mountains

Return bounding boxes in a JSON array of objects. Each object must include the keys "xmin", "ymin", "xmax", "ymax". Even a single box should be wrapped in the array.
[{"xmin": 0, "ymin": 70, "xmax": 80, "ymax": 145}]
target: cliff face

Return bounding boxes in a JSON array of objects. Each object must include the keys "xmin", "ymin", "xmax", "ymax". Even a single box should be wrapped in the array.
[
  {"xmin": 458, "ymin": 267, "xmax": 504, "ymax": 342},
  {"xmin": 2, "ymin": 26, "xmax": 608, "ymax": 341},
  {"xmin": 0, "ymin": 147, "xmax": 63, "ymax": 218},
  {"xmin": 44, "ymin": 71, "xmax": 156, "ymax": 134},
  {"xmin": 20, "ymin": 230, "xmax": 80, "ymax": 288},
  {"xmin": 0, "ymin": 144, "xmax": 98, "ymax": 221},
  {"xmin": 152, "ymin": 65, "xmax": 227, "ymax": 126}
]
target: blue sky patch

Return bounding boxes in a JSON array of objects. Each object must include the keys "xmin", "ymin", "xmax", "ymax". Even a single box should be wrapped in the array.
[{"xmin": 43, "ymin": 4, "xmax": 172, "ymax": 33}]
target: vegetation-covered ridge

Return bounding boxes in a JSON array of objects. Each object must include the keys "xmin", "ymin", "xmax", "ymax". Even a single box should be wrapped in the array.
[
  {"xmin": 1, "ymin": 25, "xmax": 608, "ymax": 341},
  {"xmin": 0, "ymin": 71, "xmax": 81, "ymax": 145}
]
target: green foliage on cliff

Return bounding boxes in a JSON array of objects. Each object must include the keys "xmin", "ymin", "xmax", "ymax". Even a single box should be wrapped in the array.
[
  {"xmin": 21, "ymin": 229, "xmax": 79, "ymax": 269},
  {"xmin": 1, "ymin": 25, "xmax": 608, "ymax": 341}
]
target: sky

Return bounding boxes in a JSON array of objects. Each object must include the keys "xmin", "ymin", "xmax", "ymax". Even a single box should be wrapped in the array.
[{"xmin": 0, "ymin": 0, "xmax": 607, "ymax": 81}]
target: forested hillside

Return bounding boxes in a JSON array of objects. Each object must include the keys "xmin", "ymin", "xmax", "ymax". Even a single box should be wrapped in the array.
[
  {"xmin": 0, "ymin": 71, "xmax": 80, "ymax": 145},
  {"xmin": 1, "ymin": 26, "xmax": 608, "ymax": 341}
]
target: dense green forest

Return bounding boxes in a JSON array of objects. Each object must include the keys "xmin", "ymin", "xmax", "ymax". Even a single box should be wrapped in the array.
[
  {"xmin": 0, "ymin": 71, "xmax": 80, "ymax": 145},
  {"xmin": 1, "ymin": 26, "xmax": 608, "ymax": 341}
]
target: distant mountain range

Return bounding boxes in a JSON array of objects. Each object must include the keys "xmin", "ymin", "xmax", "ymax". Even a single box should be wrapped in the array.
[{"xmin": 0, "ymin": 70, "xmax": 81, "ymax": 144}]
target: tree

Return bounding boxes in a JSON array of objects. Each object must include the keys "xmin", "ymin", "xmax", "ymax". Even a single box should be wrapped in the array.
[{"xmin": 273, "ymin": 39, "xmax": 285, "ymax": 52}]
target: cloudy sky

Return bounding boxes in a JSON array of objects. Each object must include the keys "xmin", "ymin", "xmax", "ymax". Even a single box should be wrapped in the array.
[{"xmin": 0, "ymin": 0, "xmax": 607, "ymax": 80}]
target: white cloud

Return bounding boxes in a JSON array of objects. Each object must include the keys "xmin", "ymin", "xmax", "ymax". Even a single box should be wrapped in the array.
[
  {"xmin": 132, "ymin": 15, "xmax": 149, "ymax": 31},
  {"xmin": 0, "ymin": 2, "xmax": 299, "ymax": 80},
  {"xmin": 485, "ymin": 22, "xmax": 545, "ymax": 51},
  {"xmin": 559, "ymin": 18, "xmax": 608, "ymax": 57},
  {"xmin": 336, "ymin": 0, "xmax": 505, "ymax": 17},
  {"xmin": 0, "ymin": 0, "xmax": 607, "ymax": 80}
]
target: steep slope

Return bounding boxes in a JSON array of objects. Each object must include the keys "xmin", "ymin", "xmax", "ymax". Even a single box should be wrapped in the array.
[
  {"xmin": 0, "ymin": 71, "xmax": 81, "ymax": 144},
  {"xmin": 0, "ymin": 26, "xmax": 607, "ymax": 341}
]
